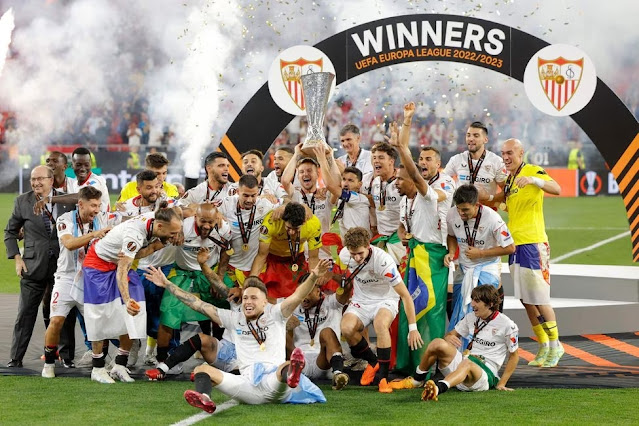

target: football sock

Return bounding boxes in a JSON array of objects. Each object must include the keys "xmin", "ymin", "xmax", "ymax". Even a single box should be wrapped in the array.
[
  {"xmin": 115, "ymin": 349, "xmax": 129, "ymax": 366},
  {"xmin": 542, "ymin": 321, "xmax": 560, "ymax": 348},
  {"xmin": 532, "ymin": 324, "xmax": 549, "ymax": 347},
  {"xmin": 194, "ymin": 372, "xmax": 212, "ymax": 397},
  {"xmin": 446, "ymin": 292, "xmax": 454, "ymax": 320},
  {"xmin": 102, "ymin": 340, "xmax": 110, "ymax": 357},
  {"xmin": 166, "ymin": 335, "xmax": 201, "ymax": 369},
  {"xmin": 497, "ymin": 287, "xmax": 504, "ymax": 312},
  {"xmin": 44, "ymin": 345, "xmax": 58, "ymax": 364},
  {"xmin": 157, "ymin": 346, "xmax": 170, "ymax": 363},
  {"xmin": 376, "ymin": 347, "xmax": 391, "ymax": 381},
  {"xmin": 146, "ymin": 337, "xmax": 157, "ymax": 355},
  {"xmin": 414, "ymin": 365, "xmax": 428, "ymax": 382},
  {"xmin": 330, "ymin": 353, "xmax": 344, "ymax": 373},
  {"xmin": 349, "ymin": 337, "xmax": 378, "ymax": 365},
  {"xmin": 199, "ymin": 320, "xmax": 212, "ymax": 336},
  {"xmin": 437, "ymin": 380, "xmax": 450, "ymax": 394},
  {"xmin": 92, "ymin": 353, "xmax": 106, "ymax": 368}
]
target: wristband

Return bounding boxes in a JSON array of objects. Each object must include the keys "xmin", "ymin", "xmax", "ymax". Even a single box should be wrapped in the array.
[
  {"xmin": 488, "ymin": 194, "xmax": 494, "ymax": 201},
  {"xmin": 531, "ymin": 177, "xmax": 545, "ymax": 188},
  {"xmin": 408, "ymin": 323, "xmax": 418, "ymax": 332}
]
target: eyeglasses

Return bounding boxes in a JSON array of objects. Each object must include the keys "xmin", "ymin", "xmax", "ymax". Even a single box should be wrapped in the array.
[{"xmin": 30, "ymin": 177, "xmax": 52, "ymax": 183}]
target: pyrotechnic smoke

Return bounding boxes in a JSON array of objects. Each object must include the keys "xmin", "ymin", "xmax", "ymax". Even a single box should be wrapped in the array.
[{"xmin": 0, "ymin": 7, "xmax": 14, "ymax": 78}]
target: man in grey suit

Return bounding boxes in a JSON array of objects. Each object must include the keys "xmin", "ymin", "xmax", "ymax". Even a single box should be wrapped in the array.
[{"xmin": 4, "ymin": 165, "xmax": 76, "ymax": 367}]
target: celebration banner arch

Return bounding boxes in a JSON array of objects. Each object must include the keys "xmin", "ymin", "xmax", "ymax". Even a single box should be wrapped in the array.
[{"xmin": 218, "ymin": 14, "xmax": 639, "ymax": 261}]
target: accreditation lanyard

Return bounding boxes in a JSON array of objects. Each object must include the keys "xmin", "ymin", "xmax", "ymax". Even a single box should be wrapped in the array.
[
  {"xmin": 300, "ymin": 188, "xmax": 316, "ymax": 214},
  {"xmin": 206, "ymin": 184, "xmax": 222, "ymax": 203},
  {"xmin": 504, "ymin": 162, "xmax": 526, "ymax": 200},
  {"xmin": 287, "ymin": 230, "xmax": 301, "ymax": 262},
  {"xmin": 75, "ymin": 210, "xmax": 95, "ymax": 253},
  {"xmin": 466, "ymin": 310, "xmax": 498, "ymax": 352},
  {"xmin": 247, "ymin": 313, "xmax": 267, "ymax": 349},
  {"xmin": 305, "ymin": 295, "xmax": 325, "ymax": 343},
  {"xmin": 467, "ymin": 150, "xmax": 486, "ymax": 185},
  {"xmin": 39, "ymin": 188, "xmax": 57, "ymax": 224},
  {"xmin": 346, "ymin": 148, "xmax": 361, "ymax": 168},
  {"xmin": 404, "ymin": 196, "xmax": 417, "ymax": 234},
  {"xmin": 341, "ymin": 247, "xmax": 373, "ymax": 289},
  {"xmin": 236, "ymin": 202, "xmax": 256, "ymax": 246},
  {"xmin": 463, "ymin": 205, "xmax": 483, "ymax": 247}
]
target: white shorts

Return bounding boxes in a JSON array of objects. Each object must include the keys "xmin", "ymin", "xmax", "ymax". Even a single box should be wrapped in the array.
[
  {"xmin": 216, "ymin": 367, "xmax": 293, "ymax": 405},
  {"xmin": 510, "ymin": 243, "xmax": 551, "ymax": 305},
  {"xmin": 211, "ymin": 338, "xmax": 239, "ymax": 373},
  {"xmin": 345, "ymin": 299, "xmax": 399, "ymax": 329},
  {"xmin": 50, "ymin": 274, "xmax": 84, "ymax": 318},
  {"xmin": 301, "ymin": 350, "xmax": 330, "ymax": 380},
  {"xmin": 438, "ymin": 351, "xmax": 489, "ymax": 392}
]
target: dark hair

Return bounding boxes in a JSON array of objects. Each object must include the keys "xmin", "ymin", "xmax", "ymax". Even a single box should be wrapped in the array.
[
  {"xmin": 469, "ymin": 121, "xmax": 488, "ymax": 136},
  {"xmin": 371, "ymin": 142, "xmax": 398, "ymax": 161},
  {"xmin": 238, "ymin": 174, "xmax": 259, "ymax": 189},
  {"xmin": 344, "ymin": 227, "xmax": 371, "ymax": 249},
  {"xmin": 343, "ymin": 166, "xmax": 362, "ymax": 182},
  {"xmin": 420, "ymin": 146, "xmax": 441, "ymax": 161},
  {"xmin": 282, "ymin": 202, "xmax": 306, "ymax": 227},
  {"xmin": 71, "ymin": 147, "xmax": 92, "ymax": 158},
  {"xmin": 471, "ymin": 285, "xmax": 500, "ymax": 311},
  {"xmin": 339, "ymin": 124, "xmax": 360, "ymax": 137},
  {"xmin": 49, "ymin": 151, "xmax": 68, "ymax": 165},
  {"xmin": 204, "ymin": 152, "xmax": 229, "ymax": 167},
  {"xmin": 136, "ymin": 169, "xmax": 159, "ymax": 185},
  {"xmin": 155, "ymin": 207, "xmax": 182, "ymax": 223},
  {"xmin": 243, "ymin": 276, "xmax": 268, "ymax": 296},
  {"xmin": 275, "ymin": 146, "xmax": 294, "ymax": 155},
  {"xmin": 145, "ymin": 153, "xmax": 170, "ymax": 168},
  {"xmin": 241, "ymin": 149, "xmax": 264, "ymax": 161},
  {"xmin": 78, "ymin": 186, "xmax": 102, "ymax": 201},
  {"xmin": 453, "ymin": 184, "xmax": 479, "ymax": 205}
]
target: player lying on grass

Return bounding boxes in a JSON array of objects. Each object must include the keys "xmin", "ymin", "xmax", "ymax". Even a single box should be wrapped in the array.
[
  {"xmin": 390, "ymin": 285, "xmax": 519, "ymax": 400},
  {"xmin": 144, "ymin": 259, "xmax": 332, "ymax": 412}
]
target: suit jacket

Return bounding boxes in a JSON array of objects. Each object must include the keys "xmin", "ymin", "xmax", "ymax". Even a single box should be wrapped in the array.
[{"xmin": 4, "ymin": 191, "xmax": 76, "ymax": 282}]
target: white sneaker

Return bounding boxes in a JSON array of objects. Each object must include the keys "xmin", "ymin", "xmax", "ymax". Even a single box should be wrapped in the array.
[
  {"xmin": 167, "ymin": 362, "xmax": 184, "ymax": 375},
  {"xmin": 76, "ymin": 350, "xmax": 94, "ymax": 368},
  {"xmin": 127, "ymin": 340, "xmax": 141, "ymax": 368},
  {"xmin": 42, "ymin": 363, "xmax": 55, "ymax": 378},
  {"xmin": 144, "ymin": 354, "xmax": 158, "ymax": 366},
  {"xmin": 91, "ymin": 367, "xmax": 115, "ymax": 384},
  {"xmin": 105, "ymin": 357, "xmax": 115, "ymax": 372},
  {"xmin": 110, "ymin": 364, "xmax": 135, "ymax": 383}
]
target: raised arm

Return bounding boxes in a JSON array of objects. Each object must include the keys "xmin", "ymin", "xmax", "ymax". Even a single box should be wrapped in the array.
[
  {"xmin": 396, "ymin": 102, "xmax": 429, "ymax": 196},
  {"xmin": 280, "ymin": 259, "xmax": 331, "ymax": 318},
  {"xmin": 280, "ymin": 143, "xmax": 303, "ymax": 196},
  {"xmin": 313, "ymin": 145, "xmax": 342, "ymax": 201}
]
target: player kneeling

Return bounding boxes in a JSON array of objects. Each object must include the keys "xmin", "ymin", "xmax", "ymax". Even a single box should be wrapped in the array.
[
  {"xmin": 144, "ymin": 260, "xmax": 331, "ymax": 412},
  {"xmin": 391, "ymin": 285, "xmax": 519, "ymax": 400}
]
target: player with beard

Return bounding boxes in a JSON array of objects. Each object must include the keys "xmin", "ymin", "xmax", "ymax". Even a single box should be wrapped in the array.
[
  {"xmin": 336, "ymin": 124, "xmax": 373, "ymax": 175},
  {"xmin": 153, "ymin": 204, "xmax": 232, "ymax": 370},
  {"xmin": 264, "ymin": 146, "xmax": 299, "ymax": 187},
  {"xmin": 144, "ymin": 260, "xmax": 332, "ymax": 411},
  {"xmin": 119, "ymin": 170, "xmax": 171, "ymax": 218},
  {"xmin": 218, "ymin": 175, "xmax": 278, "ymax": 288},
  {"xmin": 362, "ymin": 142, "xmax": 404, "ymax": 265},
  {"xmin": 41, "ymin": 187, "xmax": 116, "ymax": 379},
  {"xmin": 229, "ymin": 150, "xmax": 287, "ymax": 201},
  {"xmin": 118, "ymin": 153, "xmax": 179, "ymax": 202},
  {"xmin": 180, "ymin": 152, "xmax": 235, "ymax": 213},
  {"xmin": 443, "ymin": 121, "xmax": 507, "ymax": 207},
  {"xmin": 82, "ymin": 207, "xmax": 182, "ymax": 383}
]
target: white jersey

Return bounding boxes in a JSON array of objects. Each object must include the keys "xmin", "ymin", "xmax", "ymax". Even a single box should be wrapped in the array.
[
  {"xmin": 218, "ymin": 195, "xmax": 276, "ymax": 271},
  {"xmin": 67, "ymin": 173, "xmax": 111, "ymax": 213},
  {"xmin": 338, "ymin": 246, "xmax": 402, "ymax": 303},
  {"xmin": 447, "ymin": 205, "xmax": 514, "ymax": 268},
  {"xmin": 55, "ymin": 210, "xmax": 119, "ymax": 277},
  {"xmin": 221, "ymin": 300, "xmax": 242, "ymax": 342},
  {"xmin": 430, "ymin": 173, "xmax": 456, "ymax": 246},
  {"xmin": 292, "ymin": 294, "xmax": 344, "ymax": 352},
  {"xmin": 362, "ymin": 172, "xmax": 402, "ymax": 236},
  {"xmin": 444, "ymin": 150, "xmax": 507, "ymax": 196},
  {"xmin": 338, "ymin": 148, "xmax": 373, "ymax": 175},
  {"xmin": 93, "ymin": 212, "xmax": 155, "ymax": 263},
  {"xmin": 228, "ymin": 178, "xmax": 287, "ymax": 201},
  {"xmin": 175, "ymin": 216, "xmax": 232, "ymax": 270},
  {"xmin": 265, "ymin": 170, "xmax": 300, "ymax": 188},
  {"xmin": 399, "ymin": 186, "xmax": 441, "ymax": 245},
  {"xmin": 119, "ymin": 195, "xmax": 177, "ymax": 219},
  {"xmin": 292, "ymin": 187, "xmax": 334, "ymax": 234},
  {"xmin": 180, "ymin": 181, "xmax": 236, "ymax": 206},
  {"xmin": 455, "ymin": 311, "xmax": 519, "ymax": 376},
  {"xmin": 335, "ymin": 190, "xmax": 371, "ymax": 237},
  {"xmin": 217, "ymin": 303, "xmax": 288, "ymax": 375}
]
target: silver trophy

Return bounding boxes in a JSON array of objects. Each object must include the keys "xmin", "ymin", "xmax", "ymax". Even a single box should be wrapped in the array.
[{"xmin": 300, "ymin": 71, "xmax": 335, "ymax": 156}]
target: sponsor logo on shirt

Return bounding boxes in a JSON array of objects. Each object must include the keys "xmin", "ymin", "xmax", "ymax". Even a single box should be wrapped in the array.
[
  {"xmin": 473, "ymin": 337, "xmax": 496, "ymax": 347},
  {"xmin": 501, "ymin": 230, "xmax": 510, "ymax": 238}
]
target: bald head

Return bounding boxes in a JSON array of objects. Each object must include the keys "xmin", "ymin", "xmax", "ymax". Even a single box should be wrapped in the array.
[
  {"xmin": 501, "ymin": 138, "xmax": 524, "ymax": 172},
  {"xmin": 195, "ymin": 203, "xmax": 220, "ymax": 238}
]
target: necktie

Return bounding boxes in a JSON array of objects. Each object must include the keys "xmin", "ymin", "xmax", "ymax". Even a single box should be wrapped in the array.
[{"xmin": 42, "ymin": 210, "xmax": 52, "ymax": 235}]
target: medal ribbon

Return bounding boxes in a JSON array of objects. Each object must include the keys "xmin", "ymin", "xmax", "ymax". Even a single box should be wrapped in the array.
[
  {"xmin": 404, "ymin": 196, "xmax": 417, "ymax": 234},
  {"xmin": 428, "ymin": 172, "xmax": 440, "ymax": 186},
  {"xmin": 76, "ymin": 210, "xmax": 95, "ymax": 253},
  {"xmin": 236, "ymin": 202, "xmax": 256, "ymax": 246},
  {"xmin": 287, "ymin": 230, "xmax": 301, "ymax": 262},
  {"xmin": 305, "ymin": 295, "xmax": 325, "ymax": 343},
  {"xmin": 463, "ymin": 205, "xmax": 483, "ymax": 247},
  {"xmin": 207, "ymin": 225, "xmax": 230, "ymax": 250},
  {"xmin": 300, "ymin": 188, "xmax": 316, "ymax": 214},
  {"xmin": 379, "ymin": 175, "xmax": 396, "ymax": 210},
  {"xmin": 466, "ymin": 310, "xmax": 499, "ymax": 352},
  {"xmin": 467, "ymin": 150, "xmax": 486, "ymax": 185},
  {"xmin": 206, "ymin": 184, "xmax": 222, "ymax": 202},
  {"xmin": 247, "ymin": 313, "xmax": 266, "ymax": 347},
  {"xmin": 341, "ymin": 247, "xmax": 373, "ymax": 288},
  {"xmin": 504, "ymin": 162, "xmax": 526, "ymax": 200}
]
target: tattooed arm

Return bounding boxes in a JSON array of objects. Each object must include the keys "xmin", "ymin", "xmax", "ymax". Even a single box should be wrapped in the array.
[{"xmin": 197, "ymin": 247, "xmax": 229, "ymax": 299}]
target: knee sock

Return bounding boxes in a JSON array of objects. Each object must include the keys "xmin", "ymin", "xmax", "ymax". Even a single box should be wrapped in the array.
[
  {"xmin": 498, "ymin": 287, "xmax": 504, "ymax": 312},
  {"xmin": 157, "ymin": 346, "xmax": 170, "ymax": 363},
  {"xmin": 376, "ymin": 347, "xmax": 391, "ymax": 381},
  {"xmin": 330, "ymin": 353, "xmax": 344, "ymax": 373},
  {"xmin": 165, "ymin": 335, "xmax": 201, "ymax": 370},
  {"xmin": 44, "ymin": 345, "xmax": 58, "ymax": 364},
  {"xmin": 92, "ymin": 353, "xmax": 106, "ymax": 368},
  {"xmin": 194, "ymin": 372, "xmax": 213, "ymax": 396},
  {"xmin": 532, "ymin": 324, "xmax": 549, "ymax": 348},
  {"xmin": 446, "ymin": 292, "xmax": 454, "ymax": 320},
  {"xmin": 542, "ymin": 321, "xmax": 560, "ymax": 348},
  {"xmin": 146, "ymin": 337, "xmax": 157, "ymax": 356},
  {"xmin": 102, "ymin": 340, "xmax": 110, "ymax": 357},
  {"xmin": 199, "ymin": 320, "xmax": 212, "ymax": 336},
  {"xmin": 349, "ymin": 337, "xmax": 378, "ymax": 366},
  {"xmin": 115, "ymin": 348, "xmax": 129, "ymax": 366}
]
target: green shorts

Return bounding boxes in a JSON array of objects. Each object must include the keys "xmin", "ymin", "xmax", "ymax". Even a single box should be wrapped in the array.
[{"xmin": 468, "ymin": 355, "xmax": 499, "ymax": 389}]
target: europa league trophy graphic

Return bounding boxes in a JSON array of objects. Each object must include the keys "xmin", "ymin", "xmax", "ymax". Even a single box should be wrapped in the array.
[{"xmin": 300, "ymin": 71, "xmax": 335, "ymax": 156}]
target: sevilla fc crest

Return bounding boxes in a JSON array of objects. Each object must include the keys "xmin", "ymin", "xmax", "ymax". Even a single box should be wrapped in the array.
[
  {"xmin": 537, "ymin": 56, "xmax": 584, "ymax": 111},
  {"xmin": 280, "ymin": 57, "xmax": 323, "ymax": 110}
]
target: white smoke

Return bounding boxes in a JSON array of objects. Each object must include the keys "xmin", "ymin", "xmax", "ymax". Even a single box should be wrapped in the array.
[{"xmin": 0, "ymin": 7, "xmax": 14, "ymax": 78}]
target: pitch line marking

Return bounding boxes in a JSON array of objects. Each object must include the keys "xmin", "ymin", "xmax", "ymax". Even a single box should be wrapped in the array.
[
  {"xmin": 171, "ymin": 400, "xmax": 239, "ymax": 426},
  {"xmin": 550, "ymin": 231, "xmax": 631, "ymax": 264}
]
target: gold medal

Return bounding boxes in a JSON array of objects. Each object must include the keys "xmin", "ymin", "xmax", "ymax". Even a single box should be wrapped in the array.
[
  {"xmin": 291, "ymin": 263, "xmax": 299, "ymax": 272},
  {"xmin": 336, "ymin": 287, "xmax": 344, "ymax": 295},
  {"xmin": 378, "ymin": 205, "xmax": 385, "ymax": 211},
  {"xmin": 242, "ymin": 243, "xmax": 249, "ymax": 251},
  {"xmin": 405, "ymin": 233, "xmax": 413, "ymax": 240},
  {"xmin": 462, "ymin": 349, "xmax": 470, "ymax": 357},
  {"xmin": 259, "ymin": 343, "xmax": 266, "ymax": 351},
  {"xmin": 499, "ymin": 203, "xmax": 507, "ymax": 211},
  {"xmin": 310, "ymin": 339, "xmax": 315, "ymax": 347},
  {"xmin": 225, "ymin": 248, "xmax": 234, "ymax": 256}
]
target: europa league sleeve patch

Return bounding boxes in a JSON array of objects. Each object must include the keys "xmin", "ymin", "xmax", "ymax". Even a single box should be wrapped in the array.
[
  {"xmin": 123, "ymin": 240, "xmax": 139, "ymax": 255},
  {"xmin": 57, "ymin": 223, "xmax": 66, "ymax": 231},
  {"xmin": 260, "ymin": 225, "xmax": 269, "ymax": 235}
]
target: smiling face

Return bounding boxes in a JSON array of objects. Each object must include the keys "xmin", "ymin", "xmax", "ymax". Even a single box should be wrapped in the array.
[
  {"xmin": 341, "ymin": 171, "xmax": 362, "ymax": 192},
  {"xmin": 501, "ymin": 139, "xmax": 524, "ymax": 173},
  {"xmin": 242, "ymin": 287, "xmax": 268, "ymax": 320},
  {"xmin": 30, "ymin": 166, "xmax": 54, "ymax": 197},
  {"xmin": 206, "ymin": 157, "xmax": 230, "ymax": 186},
  {"xmin": 418, "ymin": 149, "xmax": 441, "ymax": 180},
  {"xmin": 371, "ymin": 150, "xmax": 395, "ymax": 179},
  {"xmin": 149, "ymin": 165, "xmax": 168, "ymax": 184},
  {"xmin": 154, "ymin": 217, "xmax": 183, "ymax": 243},
  {"xmin": 78, "ymin": 197, "xmax": 102, "ymax": 222},
  {"xmin": 273, "ymin": 149, "xmax": 293, "ymax": 178},
  {"xmin": 137, "ymin": 177, "xmax": 159, "ymax": 204},
  {"xmin": 466, "ymin": 125, "xmax": 488, "ymax": 155},
  {"xmin": 301, "ymin": 286, "xmax": 322, "ymax": 310},
  {"xmin": 297, "ymin": 162, "xmax": 318, "ymax": 191},
  {"xmin": 195, "ymin": 204, "xmax": 220, "ymax": 238},
  {"xmin": 45, "ymin": 153, "xmax": 67, "ymax": 178},
  {"xmin": 72, "ymin": 154, "xmax": 92, "ymax": 182},
  {"xmin": 340, "ymin": 131, "xmax": 360, "ymax": 156},
  {"xmin": 471, "ymin": 298, "xmax": 492, "ymax": 319},
  {"xmin": 242, "ymin": 153, "xmax": 264, "ymax": 178}
]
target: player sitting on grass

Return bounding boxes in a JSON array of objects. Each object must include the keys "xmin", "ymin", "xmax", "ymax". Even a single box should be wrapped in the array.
[
  {"xmin": 143, "ymin": 259, "xmax": 332, "ymax": 412},
  {"xmin": 390, "ymin": 285, "xmax": 519, "ymax": 400}
]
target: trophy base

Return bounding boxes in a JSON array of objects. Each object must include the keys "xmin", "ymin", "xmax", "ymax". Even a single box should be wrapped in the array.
[{"xmin": 300, "ymin": 139, "xmax": 329, "ymax": 157}]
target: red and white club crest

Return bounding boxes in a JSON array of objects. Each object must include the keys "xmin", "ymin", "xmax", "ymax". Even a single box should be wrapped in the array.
[
  {"xmin": 280, "ymin": 57, "xmax": 323, "ymax": 111},
  {"xmin": 537, "ymin": 56, "xmax": 584, "ymax": 111}
]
